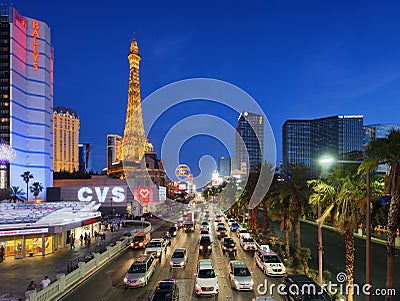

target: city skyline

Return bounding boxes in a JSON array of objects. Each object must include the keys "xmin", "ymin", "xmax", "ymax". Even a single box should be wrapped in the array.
[{"xmin": 4, "ymin": 1, "xmax": 400, "ymax": 174}]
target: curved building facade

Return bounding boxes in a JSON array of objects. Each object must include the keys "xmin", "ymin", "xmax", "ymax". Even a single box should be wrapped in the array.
[{"xmin": 0, "ymin": 7, "xmax": 53, "ymax": 195}]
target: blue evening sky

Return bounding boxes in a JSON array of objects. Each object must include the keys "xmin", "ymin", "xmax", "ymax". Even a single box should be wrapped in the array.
[{"xmin": 6, "ymin": 1, "xmax": 400, "ymax": 176}]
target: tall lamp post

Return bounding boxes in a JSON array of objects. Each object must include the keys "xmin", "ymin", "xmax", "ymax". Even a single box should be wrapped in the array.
[
  {"xmin": 319, "ymin": 155, "xmax": 372, "ymax": 299},
  {"xmin": 318, "ymin": 156, "xmax": 335, "ymax": 286}
]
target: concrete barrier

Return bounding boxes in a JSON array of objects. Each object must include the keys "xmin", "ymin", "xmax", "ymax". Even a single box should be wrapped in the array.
[{"xmin": 25, "ymin": 221, "xmax": 152, "ymax": 301}]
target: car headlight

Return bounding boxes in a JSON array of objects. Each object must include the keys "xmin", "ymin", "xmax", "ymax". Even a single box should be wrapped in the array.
[
  {"xmin": 250, "ymin": 279, "xmax": 254, "ymax": 286},
  {"xmin": 234, "ymin": 246, "xmax": 237, "ymax": 250},
  {"xmin": 208, "ymin": 245, "xmax": 212, "ymax": 249},
  {"xmin": 200, "ymin": 245, "xmax": 203, "ymax": 250},
  {"xmin": 139, "ymin": 242, "xmax": 143, "ymax": 246},
  {"xmin": 123, "ymin": 277, "xmax": 128, "ymax": 282},
  {"xmin": 234, "ymin": 279, "xmax": 239, "ymax": 287},
  {"xmin": 195, "ymin": 283, "xmax": 202, "ymax": 290},
  {"xmin": 139, "ymin": 276, "xmax": 145, "ymax": 282},
  {"xmin": 170, "ymin": 261, "xmax": 173, "ymax": 265}
]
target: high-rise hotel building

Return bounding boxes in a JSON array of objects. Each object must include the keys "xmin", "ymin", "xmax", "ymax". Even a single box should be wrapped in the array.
[
  {"xmin": 53, "ymin": 106, "xmax": 80, "ymax": 172},
  {"xmin": 0, "ymin": 7, "xmax": 53, "ymax": 190},
  {"xmin": 235, "ymin": 112, "xmax": 264, "ymax": 173}
]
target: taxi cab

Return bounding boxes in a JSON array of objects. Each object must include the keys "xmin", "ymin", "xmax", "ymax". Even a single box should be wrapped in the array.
[{"xmin": 254, "ymin": 245, "xmax": 286, "ymax": 276}]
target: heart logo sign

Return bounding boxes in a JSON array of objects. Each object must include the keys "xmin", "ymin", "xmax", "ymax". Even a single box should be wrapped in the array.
[{"xmin": 139, "ymin": 189, "xmax": 149, "ymax": 198}]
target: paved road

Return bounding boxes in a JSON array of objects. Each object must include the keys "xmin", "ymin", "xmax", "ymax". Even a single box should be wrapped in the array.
[{"xmin": 61, "ymin": 213, "xmax": 284, "ymax": 301}]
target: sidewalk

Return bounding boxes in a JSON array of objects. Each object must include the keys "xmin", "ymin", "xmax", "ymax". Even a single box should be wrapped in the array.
[{"xmin": 0, "ymin": 218, "xmax": 166, "ymax": 300}]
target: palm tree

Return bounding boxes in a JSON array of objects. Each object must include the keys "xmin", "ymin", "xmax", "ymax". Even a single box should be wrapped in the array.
[
  {"xmin": 7, "ymin": 186, "xmax": 26, "ymax": 203},
  {"xmin": 365, "ymin": 128, "xmax": 400, "ymax": 298},
  {"xmin": 30, "ymin": 182, "xmax": 44, "ymax": 202},
  {"xmin": 279, "ymin": 164, "xmax": 312, "ymax": 269},
  {"xmin": 299, "ymin": 247, "xmax": 312, "ymax": 274},
  {"xmin": 309, "ymin": 169, "xmax": 368, "ymax": 301},
  {"xmin": 20, "ymin": 171, "xmax": 34, "ymax": 202}
]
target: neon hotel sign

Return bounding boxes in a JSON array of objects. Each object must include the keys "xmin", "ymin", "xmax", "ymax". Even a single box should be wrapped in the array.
[{"xmin": 31, "ymin": 20, "xmax": 40, "ymax": 71}]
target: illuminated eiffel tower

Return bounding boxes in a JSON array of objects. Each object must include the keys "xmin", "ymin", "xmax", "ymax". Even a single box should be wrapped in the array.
[{"xmin": 121, "ymin": 39, "xmax": 147, "ymax": 178}]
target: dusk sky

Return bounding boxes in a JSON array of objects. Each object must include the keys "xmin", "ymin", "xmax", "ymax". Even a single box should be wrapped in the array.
[{"xmin": 6, "ymin": 1, "xmax": 400, "ymax": 176}]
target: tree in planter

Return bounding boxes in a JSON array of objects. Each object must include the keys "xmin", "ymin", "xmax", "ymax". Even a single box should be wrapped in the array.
[
  {"xmin": 299, "ymin": 247, "xmax": 312, "ymax": 274},
  {"xmin": 30, "ymin": 182, "xmax": 44, "ymax": 203},
  {"xmin": 20, "ymin": 171, "xmax": 34, "ymax": 202}
]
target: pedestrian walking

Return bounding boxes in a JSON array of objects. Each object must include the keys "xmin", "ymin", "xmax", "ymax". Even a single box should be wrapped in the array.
[
  {"xmin": 70, "ymin": 236, "xmax": 75, "ymax": 250},
  {"xmin": 40, "ymin": 276, "xmax": 51, "ymax": 289},
  {"xmin": 26, "ymin": 281, "xmax": 37, "ymax": 292},
  {"xmin": 84, "ymin": 232, "xmax": 88, "ymax": 245},
  {"xmin": 79, "ymin": 234, "xmax": 83, "ymax": 245},
  {"xmin": 0, "ymin": 245, "xmax": 4, "ymax": 262}
]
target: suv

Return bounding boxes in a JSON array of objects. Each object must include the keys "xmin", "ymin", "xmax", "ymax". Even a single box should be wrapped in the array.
[
  {"xmin": 282, "ymin": 274, "xmax": 331, "ymax": 301},
  {"xmin": 130, "ymin": 232, "xmax": 150, "ymax": 249},
  {"xmin": 222, "ymin": 237, "xmax": 237, "ymax": 254},
  {"xmin": 229, "ymin": 260, "xmax": 254, "ymax": 291},
  {"xmin": 150, "ymin": 279, "xmax": 179, "ymax": 301},
  {"xmin": 194, "ymin": 259, "xmax": 219, "ymax": 296},
  {"xmin": 199, "ymin": 235, "xmax": 212, "ymax": 253},
  {"xmin": 240, "ymin": 235, "xmax": 256, "ymax": 251},
  {"xmin": 124, "ymin": 254, "xmax": 156, "ymax": 287},
  {"xmin": 145, "ymin": 238, "xmax": 166, "ymax": 258},
  {"xmin": 255, "ymin": 245, "xmax": 286, "ymax": 276}
]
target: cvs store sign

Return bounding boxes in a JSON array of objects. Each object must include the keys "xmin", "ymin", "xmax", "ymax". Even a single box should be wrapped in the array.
[{"xmin": 77, "ymin": 186, "xmax": 126, "ymax": 203}]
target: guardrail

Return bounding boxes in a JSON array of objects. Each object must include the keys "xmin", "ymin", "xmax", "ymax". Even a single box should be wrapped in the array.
[{"xmin": 24, "ymin": 220, "xmax": 151, "ymax": 301}]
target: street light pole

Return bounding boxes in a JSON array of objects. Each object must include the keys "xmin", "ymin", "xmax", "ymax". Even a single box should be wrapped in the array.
[
  {"xmin": 110, "ymin": 197, "xmax": 113, "ymax": 218},
  {"xmin": 366, "ymin": 170, "xmax": 372, "ymax": 301},
  {"xmin": 318, "ymin": 203, "xmax": 323, "ymax": 286}
]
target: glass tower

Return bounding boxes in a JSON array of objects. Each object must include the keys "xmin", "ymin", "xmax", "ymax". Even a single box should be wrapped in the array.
[{"xmin": 283, "ymin": 115, "xmax": 364, "ymax": 176}]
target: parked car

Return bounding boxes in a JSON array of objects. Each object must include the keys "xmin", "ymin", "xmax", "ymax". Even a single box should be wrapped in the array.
[
  {"xmin": 150, "ymin": 279, "xmax": 179, "ymax": 301},
  {"xmin": 170, "ymin": 248, "xmax": 187, "ymax": 268},
  {"xmin": 255, "ymin": 245, "xmax": 286, "ymax": 276},
  {"xmin": 229, "ymin": 260, "xmax": 254, "ymax": 291},
  {"xmin": 194, "ymin": 259, "xmax": 219, "ymax": 296}
]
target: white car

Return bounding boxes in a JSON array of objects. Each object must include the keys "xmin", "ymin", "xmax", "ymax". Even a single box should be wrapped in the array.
[
  {"xmin": 194, "ymin": 259, "xmax": 219, "ymax": 296},
  {"xmin": 145, "ymin": 238, "xmax": 166, "ymax": 258},
  {"xmin": 255, "ymin": 245, "xmax": 286, "ymax": 276},
  {"xmin": 236, "ymin": 228, "xmax": 249, "ymax": 238},
  {"xmin": 240, "ymin": 235, "xmax": 256, "ymax": 251}
]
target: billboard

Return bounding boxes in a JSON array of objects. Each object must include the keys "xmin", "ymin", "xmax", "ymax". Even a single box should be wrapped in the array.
[{"xmin": 134, "ymin": 187, "xmax": 153, "ymax": 206}]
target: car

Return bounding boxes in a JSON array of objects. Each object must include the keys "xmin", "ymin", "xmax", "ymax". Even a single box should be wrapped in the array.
[
  {"xmin": 282, "ymin": 274, "xmax": 332, "ymax": 301},
  {"xmin": 184, "ymin": 220, "xmax": 195, "ymax": 232},
  {"xmin": 230, "ymin": 222, "xmax": 240, "ymax": 231},
  {"xmin": 176, "ymin": 219, "xmax": 184, "ymax": 228},
  {"xmin": 130, "ymin": 231, "xmax": 151, "ymax": 249},
  {"xmin": 170, "ymin": 248, "xmax": 187, "ymax": 268},
  {"xmin": 150, "ymin": 279, "xmax": 179, "ymax": 301},
  {"xmin": 194, "ymin": 259, "xmax": 219, "ymax": 296},
  {"xmin": 229, "ymin": 260, "xmax": 254, "ymax": 291},
  {"xmin": 216, "ymin": 222, "xmax": 225, "ymax": 228},
  {"xmin": 227, "ymin": 219, "xmax": 236, "ymax": 226},
  {"xmin": 199, "ymin": 228, "xmax": 210, "ymax": 237},
  {"xmin": 142, "ymin": 212, "xmax": 153, "ymax": 219},
  {"xmin": 145, "ymin": 238, "xmax": 167, "ymax": 258},
  {"xmin": 221, "ymin": 237, "xmax": 237, "ymax": 254},
  {"xmin": 252, "ymin": 298, "xmax": 277, "ymax": 301},
  {"xmin": 169, "ymin": 226, "xmax": 177, "ymax": 236},
  {"xmin": 216, "ymin": 225, "xmax": 228, "ymax": 239},
  {"xmin": 201, "ymin": 221, "xmax": 210, "ymax": 231},
  {"xmin": 236, "ymin": 228, "xmax": 249, "ymax": 238},
  {"xmin": 240, "ymin": 235, "xmax": 256, "ymax": 251},
  {"xmin": 199, "ymin": 235, "xmax": 212, "ymax": 253},
  {"xmin": 255, "ymin": 245, "xmax": 286, "ymax": 276},
  {"xmin": 124, "ymin": 254, "xmax": 156, "ymax": 287},
  {"xmin": 214, "ymin": 214, "xmax": 223, "ymax": 222}
]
